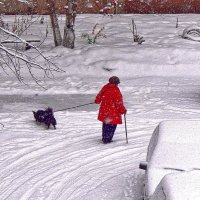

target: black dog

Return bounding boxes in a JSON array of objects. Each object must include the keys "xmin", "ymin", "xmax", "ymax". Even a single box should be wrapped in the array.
[{"xmin": 33, "ymin": 107, "xmax": 57, "ymax": 129}]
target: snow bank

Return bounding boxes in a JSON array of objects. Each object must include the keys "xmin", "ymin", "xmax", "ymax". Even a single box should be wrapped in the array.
[
  {"xmin": 51, "ymin": 46, "xmax": 200, "ymax": 77},
  {"xmin": 2, "ymin": 14, "xmax": 200, "ymax": 86}
]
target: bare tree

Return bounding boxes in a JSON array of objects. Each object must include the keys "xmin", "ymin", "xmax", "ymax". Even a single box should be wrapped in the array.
[
  {"xmin": 46, "ymin": 0, "xmax": 62, "ymax": 46},
  {"xmin": 43, "ymin": 0, "xmax": 77, "ymax": 49},
  {"xmin": 63, "ymin": 0, "xmax": 77, "ymax": 49},
  {"xmin": 0, "ymin": 27, "xmax": 64, "ymax": 87},
  {"xmin": 0, "ymin": 0, "xmax": 65, "ymax": 87}
]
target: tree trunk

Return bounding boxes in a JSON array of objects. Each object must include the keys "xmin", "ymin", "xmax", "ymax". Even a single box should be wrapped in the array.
[
  {"xmin": 50, "ymin": 13, "xmax": 62, "ymax": 46},
  {"xmin": 47, "ymin": 0, "xmax": 62, "ymax": 46},
  {"xmin": 63, "ymin": 0, "xmax": 77, "ymax": 49}
]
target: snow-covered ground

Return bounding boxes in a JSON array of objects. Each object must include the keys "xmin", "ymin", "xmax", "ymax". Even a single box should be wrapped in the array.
[{"xmin": 1, "ymin": 14, "xmax": 200, "ymax": 200}]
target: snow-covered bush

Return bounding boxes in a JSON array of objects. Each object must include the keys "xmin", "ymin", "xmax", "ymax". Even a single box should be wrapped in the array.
[
  {"xmin": 40, "ymin": 16, "xmax": 44, "ymax": 24},
  {"xmin": 0, "ymin": 14, "xmax": 37, "ymax": 36},
  {"xmin": 81, "ymin": 23, "xmax": 106, "ymax": 44},
  {"xmin": 130, "ymin": 19, "xmax": 145, "ymax": 45},
  {"xmin": 0, "ymin": 15, "xmax": 9, "ymax": 30},
  {"xmin": 182, "ymin": 25, "xmax": 200, "ymax": 42}
]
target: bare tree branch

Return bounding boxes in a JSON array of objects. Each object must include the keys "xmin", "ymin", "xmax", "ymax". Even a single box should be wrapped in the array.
[{"xmin": 0, "ymin": 27, "xmax": 65, "ymax": 88}]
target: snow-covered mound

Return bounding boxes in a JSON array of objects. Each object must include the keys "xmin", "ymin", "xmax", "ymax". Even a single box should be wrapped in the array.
[
  {"xmin": 182, "ymin": 25, "xmax": 200, "ymax": 42},
  {"xmin": 146, "ymin": 120, "xmax": 200, "ymax": 198},
  {"xmin": 152, "ymin": 170, "xmax": 200, "ymax": 200}
]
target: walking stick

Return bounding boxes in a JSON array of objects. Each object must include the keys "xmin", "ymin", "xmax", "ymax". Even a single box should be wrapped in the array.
[{"xmin": 124, "ymin": 114, "xmax": 128, "ymax": 144}]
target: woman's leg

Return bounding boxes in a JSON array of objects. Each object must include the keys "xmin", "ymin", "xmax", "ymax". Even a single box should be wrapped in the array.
[{"xmin": 102, "ymin": 123, "xmax": 117, "ymax": 143}]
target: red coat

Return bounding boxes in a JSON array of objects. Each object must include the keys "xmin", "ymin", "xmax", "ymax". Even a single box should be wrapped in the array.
[{"xmin": 95, "ymin": 83, "xmax": 126, "ymax": 124}]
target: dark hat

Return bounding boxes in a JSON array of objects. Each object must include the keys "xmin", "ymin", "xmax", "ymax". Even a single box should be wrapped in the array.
[{"xmin": 109, "ymin": 76, "xmax": 120, "ymax": 85}]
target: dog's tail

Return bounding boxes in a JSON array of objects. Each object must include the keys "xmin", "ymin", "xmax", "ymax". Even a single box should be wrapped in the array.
[{"xmin": 32, "ymin": 111, "xmax": 36, "ymax": 118}]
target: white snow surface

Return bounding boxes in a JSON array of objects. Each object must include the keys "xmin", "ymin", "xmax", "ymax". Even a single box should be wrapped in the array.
[
  {"xmin": 1, "ymin": 14, "xmax": 200, "ymax": 200},
  {"xmin": 146, "ymin": 120, "xmax": 200, "ymax": 198},
  {"xmin": 152, "ymin": 170, "xmax": 200, "ymax": 200}
]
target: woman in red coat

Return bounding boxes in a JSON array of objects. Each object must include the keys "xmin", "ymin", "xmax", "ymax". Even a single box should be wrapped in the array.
[{"xmin": 95, "ymin": 76, "xmax": 127, "ymax": 144}]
